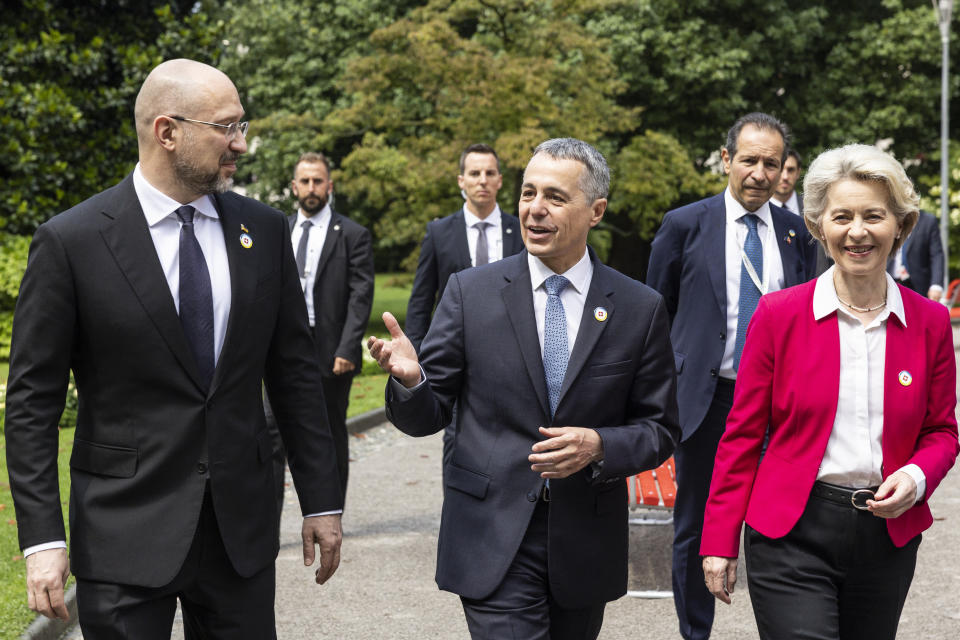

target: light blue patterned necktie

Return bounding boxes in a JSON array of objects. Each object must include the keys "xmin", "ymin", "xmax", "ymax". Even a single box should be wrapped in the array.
[
  {"xmin": 733, "ymin": 214, "xmax": 763, "ymax": 370},
  {"xmin": 543, "ymin": 275, "xmax": 570, "ymax": 417}
]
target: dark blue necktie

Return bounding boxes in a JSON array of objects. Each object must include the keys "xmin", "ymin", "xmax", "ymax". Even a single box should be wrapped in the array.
[
  {"xmin": 543, "ymin": 275, "xmax": 570, "ymax": 417},
  {"xmin": 733, "ymin": 214, "xmax": 762, "ymax": 370},
  {"xmin": 176, "ymin": 205, "xmax": 215, "ymax": 388}
]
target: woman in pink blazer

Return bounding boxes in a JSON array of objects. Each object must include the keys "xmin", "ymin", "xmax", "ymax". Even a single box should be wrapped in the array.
[{"xmin": 700, "ymin": 143, "xmax": 959, "ymax": 640}]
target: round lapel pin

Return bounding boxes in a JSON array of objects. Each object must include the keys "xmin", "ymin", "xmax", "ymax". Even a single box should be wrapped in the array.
[
  {"xmin": 898, "ymin": 370, "xmax": 912, "ymax": 386},
  {"xmin": 593, "ymin": 307, "xmax": 608, "ymax": 322},
  {"xmin": 240, "ymin": 233, "xmax": 253, "ymax": 249},
  {"xmin": 333, "ymin": 224, "xmax": 341, "ymax": 231}
]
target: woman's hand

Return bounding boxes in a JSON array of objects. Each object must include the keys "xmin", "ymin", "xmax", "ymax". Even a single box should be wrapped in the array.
[
  {"xmin": 867, "ymin": 470, "xmax": 918, "ymax": 519},
  {"xmin": 702, "ymin": 556, "xmax": 738, "ymax": 604}
]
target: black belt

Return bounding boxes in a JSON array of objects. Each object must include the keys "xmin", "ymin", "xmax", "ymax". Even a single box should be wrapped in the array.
[{"xmin": 811, "ymin": 481, "xmax": 880, "ymax": 511}]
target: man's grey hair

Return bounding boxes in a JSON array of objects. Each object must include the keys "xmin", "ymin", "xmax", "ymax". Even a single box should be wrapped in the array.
[{"xmin": 531, "ymin": 138, "xmax": 610, "ymax": 202}]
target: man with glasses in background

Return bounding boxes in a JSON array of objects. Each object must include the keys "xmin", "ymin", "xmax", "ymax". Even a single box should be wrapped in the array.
[{"xmin": 4, "ymin": 58, "xmax": 343, "ymax": 639}]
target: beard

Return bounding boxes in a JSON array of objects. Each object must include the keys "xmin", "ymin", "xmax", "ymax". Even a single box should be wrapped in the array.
[
  {"xmin": 298, "ymin": 192, "xmax": 328, "ymax": 215},
  {"xmin": 173, "ymin": 137, "xmax": 236, "ymax": 195}
]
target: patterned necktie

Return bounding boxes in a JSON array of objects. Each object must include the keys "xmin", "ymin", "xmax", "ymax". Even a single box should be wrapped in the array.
[
  {"xmin": 295, "ymin": 220, "xmax": 312, "ymax": 277},
  {"xmin": 175, "ymin": 205, "xmax": 215, "ymax": 388},
  {"xmin": 474, "ymin": 221, "xmax": 491, "ymax": 266},
  {"xmin": 733, "ymin": 214, "xmax": 763, "ymax": 370},
  {"xmin": 543, "ymin": 275, "xmax": 570, "ymax": 417}
]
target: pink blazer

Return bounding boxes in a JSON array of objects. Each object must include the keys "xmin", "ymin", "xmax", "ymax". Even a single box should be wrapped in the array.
[{"xmin": 701, "ymin": 279, "xmax": 959, "ymax": 558}]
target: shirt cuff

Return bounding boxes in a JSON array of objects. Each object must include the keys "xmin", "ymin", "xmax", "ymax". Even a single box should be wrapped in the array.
[
  {"xmin": 304, "ymin": 510, "xmax": 343, "ymax": 518},
  {"xmin": 388, "ymin": 365, "xmax": 427, "ymax": 399},
  {"xmin": 897, "ymin": 463, "xmax": 926, "ymax": 504},
  {"xmin": 23, "ymin": 541, "xmax": 67, "ymax": 557}
]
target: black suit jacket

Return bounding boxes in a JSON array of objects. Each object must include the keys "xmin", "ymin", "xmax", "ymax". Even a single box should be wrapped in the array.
[
  {"xmin": 404, "ymin": 209, "xmax": 523, "ymax": 350},
  {"xmin": 646, "ymin": 193, "xmax": 817, "ymax": 440},
  {"xmin": 901, "ymin": 210, "xmax": 945, "ymax": 295},
  {"xmin": 4, "ymin": 175, "xmax": 341, "ymax": 587},
  {"xmin": 386, "ymin": 251, "xmax": 680, "ymax": 607},
  {"xmin": 289, "ymin": 210, "xmax": 374, "ymax": 372}
]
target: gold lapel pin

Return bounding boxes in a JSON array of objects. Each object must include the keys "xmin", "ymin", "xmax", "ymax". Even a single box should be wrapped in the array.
[
  {"xmin": 593, "ymin": 307, "xmax": 608, "ymax": 322},
  {"xmin": 240, "ymin": 233, "xmax": 253, "ymax": 249},
  {"xmin": 241, "ymin": 223, "xmax": 249, "ymax": 233},
  {"xmin": 898, "ymin": 370, "xmax": 912, "ymax": 387}
]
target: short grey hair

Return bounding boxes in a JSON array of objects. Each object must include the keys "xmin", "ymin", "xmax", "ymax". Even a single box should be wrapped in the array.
[
  {"xmin": 530, "ymin": 138, "xmax": 610, "ymax": 203},
  {"xmin": 802, "ymin": 143, "xmax": 919, "ymax": 254}
]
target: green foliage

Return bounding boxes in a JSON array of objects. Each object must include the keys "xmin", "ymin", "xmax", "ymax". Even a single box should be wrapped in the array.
[
  {"xmin": 0, "ymin": 1, "xmax": 226, "ymax": 234},
  {"xmin": 0, "ymin": 234, "xmax": 31, "ymax": 361},
  {"xmin": 917, "ymin": 140, "xmax": 960, "ymax": 276}
]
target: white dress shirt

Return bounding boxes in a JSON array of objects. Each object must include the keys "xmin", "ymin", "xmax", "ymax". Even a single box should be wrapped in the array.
[
  {"xmin": 463, "ymin": 205, "xmax": 504, "ymax": 266},
  {"xmin": 721, "ymin": 188, "xmax": 786, "ymax": 379},
  {"xmin": 770, "ymin": 192, "xmax": 800, "ymax": 215},
  {"xmin": 24, "ymin": 165, "xmax": 236, "ymax": 558},
  {"xmin": 812, "ymin": 267, "xmax": 925, "ymax": 499},
  {"xmin": 291, "ymin": 204, "xmax": 332, "ymax": 327},
  {"xmin": 528, "ymin": 250, "xmax": 593, "ymax": 358}
]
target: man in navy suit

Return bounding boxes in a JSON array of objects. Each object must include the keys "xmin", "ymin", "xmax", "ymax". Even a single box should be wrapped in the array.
[
  {"xmin": 370, "ymin": 138, "xmax": 680, "ymax": 639},
  {"xmin": 404, "ymin": 143, "xmax": 523, "ymax": 352},
  {"xmin": 647, "ymin": 113, "xmax": 816, "ymax": 640},
  {"xmin": 888, "ymin": 209, "xmax": 945, "ymax": 300}
]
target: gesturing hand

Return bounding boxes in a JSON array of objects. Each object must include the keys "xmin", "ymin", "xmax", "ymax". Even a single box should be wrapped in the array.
[{"xmin": 366, "ymin": 312, "xmax": 421, "ymax": 388}]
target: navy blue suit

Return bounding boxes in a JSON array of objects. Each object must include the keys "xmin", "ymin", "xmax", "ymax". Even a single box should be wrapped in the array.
[
  {"xmin": 897, "ymin": 210, "xmax": 945, "ymax": 296},
  {"xmin": 405, "ymin": 209, "xmax": 523, "ymax": 352},
  {"xmin": 387, "ymin": 250, "xmax": 680, "ymax": 637},
  {"xmin": 646, "ymin": 193, "xmax": 816, "ymax": 640}
]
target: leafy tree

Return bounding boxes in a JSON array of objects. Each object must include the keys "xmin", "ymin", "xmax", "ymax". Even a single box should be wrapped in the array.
[{"xmin": 0, "ymin": 0, "xmax": 226, "ymax": 233}]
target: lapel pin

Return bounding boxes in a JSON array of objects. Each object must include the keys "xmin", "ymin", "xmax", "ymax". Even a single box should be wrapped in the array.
[
  {"xmin": 333, "ymin": 224, "xmax": 341, "ymax": 231},
  {"xmin": 240, "ymin": 233, "xmax": 253, "ymax": 249},
  {"xmin": 241, "ymin": 223, "xmax": 249, "ymax": 233},
  {"xmin": 506, "ymin": 227, "xmax": 513, "ymax": 234},
  {"xmin": 593, "ymin": 307, "xmax": 608, "ymax": 322},
  {"xmin": 898, "ymin": 370, "xmax": 912, "ymax": 387}
]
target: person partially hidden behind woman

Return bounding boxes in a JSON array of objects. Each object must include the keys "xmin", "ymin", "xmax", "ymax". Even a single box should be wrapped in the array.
[{"xmin": 700, "ymin": 143, "xmax": 959, "ymax": 640}]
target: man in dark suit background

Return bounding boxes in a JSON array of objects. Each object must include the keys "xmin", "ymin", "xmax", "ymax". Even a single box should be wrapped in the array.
[
  {"xmin": 404, "ymin": 143, "xmax": 523, "ymax": 352},
  {"xmin": 647, "ymin": 113, "xmax": 816, "ymax": 640},
  {"xmin": 771, "ymin": 148, "xmax": 832, "ymax": 276},
  {"xmin": 369, "ymin": 138, "xmax": 680, "ymax": 639},
  {"xmin": 285, "ymin": 151, "xmax": 375, "ymax": 503},
  {"xmin": 888, "ymin": 209, "xmax": 945, "ymax": 300},
  {"xmin": 4, "ymin": 59, "xmax": 342, "ymax": 639}
]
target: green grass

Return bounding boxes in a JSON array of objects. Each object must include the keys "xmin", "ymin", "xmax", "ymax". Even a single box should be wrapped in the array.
[
  {"xmin": 347, "ymin": 373, "xmax": 389, "ymax": 418},
  {"xmin": 0, "ymin": 429, "xmax": 73, "ymax": 640}
]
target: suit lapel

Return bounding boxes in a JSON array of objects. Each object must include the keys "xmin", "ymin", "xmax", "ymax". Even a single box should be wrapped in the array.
[
  {"xmin": 703, "ymin": 196, "xmax": 727, "ymax": 316},
  {"xmin": 313, "ymin": 210, "xmax": 341, "ymax": 279},
  {"xmin": 771, "ymin": 209, "xmax": 806, "ymax": 286},
  {"xmin": 500, "ymin": 255, "xmax": 550, "ymax": 418},
  {"xmin": 502, "ymin": 214, "xmax": 522, "ymax": 256},
  {"xmin": 558, "ymin": 257, "xmax": 613, "ymax": 407},
  {"xmin": 98, "ymin": 176, "xmax": 207, "ymax": 390},
  {"xmin": 450, "ymin": 210, "xmax": 472, "ymax": 269},
  {"xmin": 209, "ymin": 194, "xmax": 258, "ymax": 395}
]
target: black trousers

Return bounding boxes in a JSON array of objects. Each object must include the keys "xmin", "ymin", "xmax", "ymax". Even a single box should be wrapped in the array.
[
  {"xmin": 745, "ymin": 489, "xmax": 920, "ymax": 640},
  {"xmin": 460, "ymin": 499, "xmax": 605, "ymax": 640},
  {"xmin": 76, "ymin": 489, "xmax": 276, "ymax": 640},
  {"xmin": 672, "ymin": 378, "xmax": 735, "ymax": 640}
]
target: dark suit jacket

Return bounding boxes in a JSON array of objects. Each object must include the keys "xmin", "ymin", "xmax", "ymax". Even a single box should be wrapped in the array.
[
  {"xmin": 901, "ymin": 210, "xmax": 945, "ymax": 295},
  {"xmin": 288, "ymin": 210, "xmax": 374, "ymax": 373},
  {"xmin": 4, "ymin": 175, "xmax": 341, "ymax": 587},
  {"xmin": 646, "ymin": 193, "xmax": 816, "ymax": 441},
  {"xmin": 405, "ymin": 208, "xmax": 523, "ymax": 350},
  {"xmin": 386, "ymin": 250, "xmax": 680, "ymax": 607}
]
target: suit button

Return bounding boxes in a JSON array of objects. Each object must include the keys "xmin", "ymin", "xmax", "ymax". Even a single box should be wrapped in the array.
[
  {"xmin": 710, "ymin": 368, "xmax": 718, "ymax": 377},
  {"xmin": 197, "ymin": 462, "xmax": 208, "ymax": 474},
  {"xmin": 526, "ymin": 491, "xmax": 537, "ymax": 502},
  {"xmin": 719, "ymin": 333, "xmax": 725, "ymax": 341}
]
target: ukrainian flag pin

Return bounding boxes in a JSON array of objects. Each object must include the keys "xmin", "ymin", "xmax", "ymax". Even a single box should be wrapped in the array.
[
  {"xmin": 898, "ymin": 370, "xmax": 912, "ymax": 386},
  {"xmin": 240, "ymin": 233, "xmax": 253, "ymax": 249},
  {"xmin": 594, "ymin": 307, "xmax": 608, "ymax": 322},
  {"xmin": 241, "ymin": 223, "xmax": 249, "ymax": 233}
]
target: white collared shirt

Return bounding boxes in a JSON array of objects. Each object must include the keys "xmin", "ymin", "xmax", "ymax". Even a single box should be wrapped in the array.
[
  {"xmin": 812, "ymin": 267, "xmax": 925, "ymax": 499},
  {"xmin": 528, "ymin": 251, "xmax": 593, "ymax": 357},
  {"xmin": 133, "ymin": 164, "xmax": 231, "ymax": 364},
  {"xmin": 770, "ymin": 192, "xmax": 800, "ymax": 215},
  {"xmin": 290, "ymin": 204, "xmax": 332, "ymax": 327},
  {"xmin": 721, "ymin": 188, "xmax": 786, "ymax": 379},
  {"xmin": 463, "ymin": 205, "xmax": 504, "ymax": 266}
]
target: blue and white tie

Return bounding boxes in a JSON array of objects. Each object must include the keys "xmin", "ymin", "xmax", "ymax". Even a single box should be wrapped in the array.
[
  {"xmin": 543, "ymin": 275, "xmax": 570, "ymax": 417},
  {"xmin": 733, "ymin": 214, "xmax": 762, "ymax": 370}
]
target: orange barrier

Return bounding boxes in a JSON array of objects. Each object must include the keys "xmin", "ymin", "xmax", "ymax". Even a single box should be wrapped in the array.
[
  {"xmin": 626, "ymin": 456, "xmax": 677, "ymax": 508},
  {"xmin": 947, "ymin": 279, "xmax": 960, "ymax": 319}
]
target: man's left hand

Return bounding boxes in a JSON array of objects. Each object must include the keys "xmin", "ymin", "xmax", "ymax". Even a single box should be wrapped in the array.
[
  {"xmin": 528, "ymin": 426, "xmax": 603, "ymax": 479},
  {"xmin": 302, "ymin": 514, "xmax": 342, "ymax": 585},
  {"xmin": 332, "ymin": 357, "xmax": 355, "ymax": 376},
  {"xmin": 867, "ymin": 470, "xmax": 917, "ymax": 519}
]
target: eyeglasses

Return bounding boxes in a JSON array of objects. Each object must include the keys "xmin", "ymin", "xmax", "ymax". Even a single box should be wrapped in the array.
[{"xmin": 167, "ymin": 115, "xmax": 249, "ymax": 140}]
